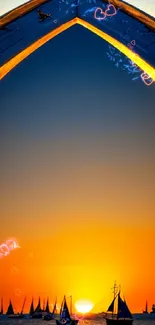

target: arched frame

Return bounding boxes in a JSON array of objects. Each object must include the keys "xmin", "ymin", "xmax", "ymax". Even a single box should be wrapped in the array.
[{"xmin": 0, "ymin": 0, "xmax": 155, "ymax": 81}]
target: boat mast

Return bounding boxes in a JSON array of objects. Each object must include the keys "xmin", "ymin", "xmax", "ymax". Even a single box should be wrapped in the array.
[{"xmin": 111, "ymin": 281, "xmax": 118, "ymax": 317}]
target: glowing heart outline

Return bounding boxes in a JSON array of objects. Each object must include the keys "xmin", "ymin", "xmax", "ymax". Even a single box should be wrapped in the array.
[
  {"xmin": 105, "ymin": 4, "xmax": 117, "ymax": 17},
  {"xmin": 131, "ymin": 39, "xmax": 136, "ymax": 46},
  {"xmin": 141, "ymin": 72, "xmax": 154, "ymax": 86},
  {"xmin": 94, "ymin": 7, "xmax": 106, "ymax": 20},
  {"xmin": 94, "ymin": 4, "xmax": 117, "ymax": 21},
  {"xmin": 0, "ymin": 243, "xmax": 10, "ymax": 256},
  {"xmin": 0, "ymin": 238, "xmax": 20, "ymax": 258}
]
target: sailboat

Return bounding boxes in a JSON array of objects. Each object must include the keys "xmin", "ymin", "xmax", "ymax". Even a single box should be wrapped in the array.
[
  {"xmin": 6, "ymin": 300, "xmax": 15, "ymax": 318},
  {"xmin": 150, "ymin": 304, "xmax": 155, "ymax": 314},
  {"xmin": 56, "ymin": 296, "xmax": 78, "ymax": 325},
  {"xmin": 43, "ymin": 297, "xmax": 56, "ymax": 321},
  {"xmin": 29, "ymin": 297, "xmax": 34, "ymax": 316},
  {"xmin": 32, "ymin": 297, "xmax": 43, "ymax": 318},
  {"xmin": 106, "ymin": 288, "xmax": 133, "ymax": 325},
  {"xmin": 45, "ymin": 298, "xmax": 50, "ymax": 314},
  {"xmin": 143, "ymin": 301, "xmax": 148, "ymax": 314},
  {"xmin": 7, "ymin": 297, "xmax": 26, "ymax": 319},
  {"xmin": 19, "ymin": 296, "xmax": 26, "ymax": 318}
]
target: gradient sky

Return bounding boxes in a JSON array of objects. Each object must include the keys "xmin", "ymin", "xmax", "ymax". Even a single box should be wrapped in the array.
[
  {"xmin": 0, "ymin": 24, "xmax": 155, "ymax": 314},
  {"xmin": 0, "ymin": 0, "xmax": 155, "ymax": 17}
]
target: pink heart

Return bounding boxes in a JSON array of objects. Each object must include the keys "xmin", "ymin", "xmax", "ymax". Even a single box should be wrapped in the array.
[
  {"xmin": 131, "ymin": 40, "xmax": 136, "ymax": 46},
  {"xmin": 141, "ymin": 72, "xmax": 154, "ymax": 86},
  {"xmin": 0, "ymin": 243, "xmax": 10, "ymax": 256},
  {"xmin": 105, "ymin": 4, "xmax": 117, "ymax": 17},
  {"xmin": 94, "ymin": 7, "xmax": 106, "ymax": 20}
]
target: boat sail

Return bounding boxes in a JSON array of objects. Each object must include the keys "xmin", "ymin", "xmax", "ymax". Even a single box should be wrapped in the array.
[
  {"xmin": 45, "ymin": 298, "xmax": 50, "ymax": 313},
  {"xmin": 32, "ymin": 297, "xmax": 42, "ymax": 318},
  {"xmin": 6, "ymin": 298, "xmax": 26, "ymax": 319},
  {"xmin": 6, "ymin": 300, "xmax": 14, "ymax": 316},
  {"xmin": 29, "ymin": 298, "xmax": 34, "ymax": 315},
  {"xmin": 143, "ymin": 301, "xmax": 148, "ymax": 314},
  {"xmin": 150, "ymin": 304, "xmax": 155, "ymax": 314},
  {"xmin": 56, "ymin": 296, "xmax": 78, "ymax": 325},
  {"xmin": 106, "ymin": 286, "xmax": 133, "ymax": 325},
  {"xmin": 34, "ymin": 297, "xmax": 42, "ymax": 312},
  {"xmin": 20, "ymin": 296, "xmax": 26, "ymax": 317}
]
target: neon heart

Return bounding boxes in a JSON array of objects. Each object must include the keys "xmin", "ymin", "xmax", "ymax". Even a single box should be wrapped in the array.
[
  {"xmin": 0, "ymin": 238, "xmax": 20, "ymax": 258},
  {"xmin": 94, "ymin": 7, "xmax": 106, "ymax": 20},
  {"xmin": 141, "ymin": 72, "xmax": 154, "ymax": 86},
  {"xmin": 131, "ymin": 40, "xmax": 136, "ymax": 46},
  {"xmin": 0, "ymin": 243, "xmax": 10, "ymax": 256},
  {"xmin": 105, "ymin": 4, "xmax": 117, "ymax": 17}
]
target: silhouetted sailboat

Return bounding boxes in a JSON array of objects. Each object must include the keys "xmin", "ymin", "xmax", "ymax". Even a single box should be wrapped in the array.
[
  {"xmin": 106, "ymin": 287, "xmax": 133, "ymax": 325},
  {"xmin": 32, "ymin": 297, "xmax": 43, "ymax": 318},
  {"xmin": 45, "ymin": 298, "xmax": 50, "ymax": 313},
  {"xmin": 6, "ymin": 300, "xmax": 15, "ymax": 318},
  {"xmin": 7, "ymin": 297, "xmax": 26, "ymax": 319},
  {"xmin": 29, "ymin": 298, "xmax": 34, "ymax": 315},
  {"xmin": 143, "ymin": 301, "xmax": 148, "ymax": 314},
  {"xmin": 44, "ymin": 298, "xmax": 57, "ymax": 321},
  {"xmin": 150, "ymin": 304, "xmax": 155, "ymax": 314},
  {"xmin": 56, "ymin": 296, "xmax": 78, "ymax": 325}
]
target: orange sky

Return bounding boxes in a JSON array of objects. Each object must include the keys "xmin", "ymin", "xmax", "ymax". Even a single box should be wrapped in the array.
[
  {"xmin": 0, "ymin": 210, "xmax": 155, "ymax": 313},
  {"xmin": 0, "ymin": 134, "xmax": 155, "ymax": 313}
]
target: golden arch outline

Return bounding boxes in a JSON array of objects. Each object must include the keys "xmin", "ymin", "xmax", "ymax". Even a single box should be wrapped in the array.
[{"xmin": 0, "ymin": 15, "xmax": 155, "ymax": 81}]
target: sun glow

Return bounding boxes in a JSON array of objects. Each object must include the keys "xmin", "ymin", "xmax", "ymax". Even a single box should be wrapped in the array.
[{"xmin": 75, "ymin": 299, "xmax": 94, "ymax": 313}]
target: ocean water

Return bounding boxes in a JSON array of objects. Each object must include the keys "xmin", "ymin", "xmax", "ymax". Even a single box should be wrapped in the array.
[{"xmin": 0, "ymin": 319, "xmax": 155, "ymax": 325}]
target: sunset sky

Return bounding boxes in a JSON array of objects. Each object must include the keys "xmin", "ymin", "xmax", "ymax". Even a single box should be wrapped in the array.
[{"xmin": 0, "ymin": 23, "xmax": 155, "ymax": 314}]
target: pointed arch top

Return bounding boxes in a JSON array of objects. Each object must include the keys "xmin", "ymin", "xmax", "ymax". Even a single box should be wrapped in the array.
[{"xmin": 0, "ymin": 0, "xmax": 155, "ymax": 81}]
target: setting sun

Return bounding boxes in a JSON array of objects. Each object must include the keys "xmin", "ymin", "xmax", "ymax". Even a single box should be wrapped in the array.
[{"xmin": 75, "ymin": 299, "xmax": 94, "ymax": 313}]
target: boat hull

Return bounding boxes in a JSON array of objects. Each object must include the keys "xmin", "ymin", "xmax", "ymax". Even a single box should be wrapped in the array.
[
  {"xmin": 8, "ymin": 314, "xmax": 24, "ymax": 318},
  {"xmin": 106, "ymin": 319, "xmax": 133, "ymax": 325},
  {"xmin": 56, "ymin": 320, "xmax": 78, "ymax": 325},
  {"xmin": 32, "ymin": 313, "xmax": 42, "ymax": 318}
]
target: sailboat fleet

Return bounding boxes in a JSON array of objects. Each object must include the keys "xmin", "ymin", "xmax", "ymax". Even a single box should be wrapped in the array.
[
  {"xmin": 0, "ymin": 284, "xmax": 155, "ymax": 323},
  {"xmin": 0, "ymin": 295, "xmax": 79, "ymax": 324}
]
